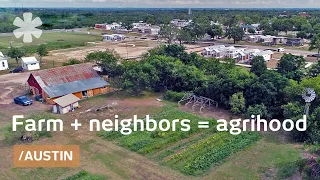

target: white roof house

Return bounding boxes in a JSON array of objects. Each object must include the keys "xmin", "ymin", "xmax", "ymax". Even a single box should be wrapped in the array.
[
  {"xmin": 0, "ymin": 51, "xmax": 8, "ymax": 71},
  {"xmin": 53, "ymin": 94, "xmax": 80, "ymax": 114},
  {"xmin": 21, "ymin": 57, "xmax": 40, "ymax": 71}
]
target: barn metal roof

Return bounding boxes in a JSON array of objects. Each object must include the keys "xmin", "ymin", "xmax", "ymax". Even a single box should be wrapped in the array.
[
  {"xmin": 31, "ymin": 63, "xmax": 101, "ymax": 86},
  {"xmin": 53, "ymin": 94, "xmax": 80, "ymax": 107},
  {"xmin": 43, "ymin": 77, "xmax": 109, "ymax": 98},
  {"xmin": 30, "ymin": 63, "xmax": 109, "ymax": 98}
]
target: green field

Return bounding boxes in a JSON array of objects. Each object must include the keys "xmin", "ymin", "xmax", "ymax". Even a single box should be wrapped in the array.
[
  {"xmin": 0, "ymin": 32, "xmax": 102, "ymax": 54},
  {"xmin": 99, "ymin": 104, "xmax": 261, "ymax": 176}
]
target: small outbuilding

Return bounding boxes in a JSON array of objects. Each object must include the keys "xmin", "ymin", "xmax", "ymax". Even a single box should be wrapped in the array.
[
  {"xmin": 22, "ymin": 57, "xmax": 40, "ymax": 71},
  {"xmin": 53, "ymin": 94, "xmax": 80, "ymax": 114},
  {"xmin": 0, "ymin": 52, "xmax": 9, "ymax": 71}
]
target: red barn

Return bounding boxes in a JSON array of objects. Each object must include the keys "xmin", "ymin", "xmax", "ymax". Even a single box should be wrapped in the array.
[{"xmin": 27, "ymin": 63, "xmax": 110, "ymax": 104}]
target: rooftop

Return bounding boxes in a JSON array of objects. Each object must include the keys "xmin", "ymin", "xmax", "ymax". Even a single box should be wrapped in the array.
[
  {"xmin": 53, "ymin": 94, "xmax": 80, "ymax": 107},
  {"xmin": 22, "ymin": 57, "xmax": 39, "ymax": 64}
]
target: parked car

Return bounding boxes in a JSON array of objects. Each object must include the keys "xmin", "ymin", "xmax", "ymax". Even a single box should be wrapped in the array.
[
  {"xmin": 10, "ymin": 67, "xmax": 23, "ymax": 73},
  {"xmin": 14, "ymin": 96, "xmax": 33, "ymax": 106},
  {"xmin": 264, "ymin": 48, "xmax": 277, "ymax": 52}
]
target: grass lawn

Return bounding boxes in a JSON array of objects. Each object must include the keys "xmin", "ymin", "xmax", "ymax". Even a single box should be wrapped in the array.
[{"xmin": 0, "ymin": 32, "xmax": 102, "ymax": 54}]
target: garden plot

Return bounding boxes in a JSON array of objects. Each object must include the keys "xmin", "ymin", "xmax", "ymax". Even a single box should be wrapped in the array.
[{"xmin": 99, "ymin": 104, "xmax": 260, "ymax": 176}]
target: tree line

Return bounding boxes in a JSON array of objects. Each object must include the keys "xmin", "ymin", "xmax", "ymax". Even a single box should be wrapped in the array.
[{"xmin": 84, "ymin": 45, "xmax": 320, "ymax": 144}]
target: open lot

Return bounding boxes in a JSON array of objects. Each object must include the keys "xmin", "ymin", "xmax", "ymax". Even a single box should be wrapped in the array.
[
  {"xmin": 0, "ymin": 32, "xmax": 102, "ymax": 51},
  {"xmin": 43, "ymin": 38, "xmax": 159, "ymax": 62}
]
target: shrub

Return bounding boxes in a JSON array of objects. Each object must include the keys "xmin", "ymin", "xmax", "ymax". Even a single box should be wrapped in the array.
[
  {"xmin": 164, "ymin": 90, "xmax": 185, "ymax": 102},
  {"xmin": 63, "ymin": 170, "xmax": 107, "ymax": 180}
]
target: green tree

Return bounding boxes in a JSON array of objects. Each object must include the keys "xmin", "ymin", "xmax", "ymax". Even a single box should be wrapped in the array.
[
  {"xmin": 226, "ymin": 26, "xmax": 244, "ymax": 44},
  {"xmin": 296, "ymin": 31, "xmax": 308, "ymax": 39},
  {"xmin": 85, "ymin": 49, "xmax": 123, "ymax": 77},
  {"xmin": 63, "ymin": 59, "xmax": 82, "ymax": 66},
  {"xmin": 308, "ymin": 61, "xmax": 320, "ymax": 77},
  {"xmin": 7, "ymin": 48, "xmax": 25, "ymax": 65},
  {"xmin": 176, "ymin": 29, "xmax": 193, "ymax": 44},
  {"xmin": 277, "ymin": 54, "xmax": 306, "ymax": 81},
  {"xmin": 250, "ymin": 56, "xmax": 267, "ymax": 76},
  {"xmin": 159, "ymin": 24, "xmax": 179, "ymax": 44},
  {"xmin": 207, "ymin": 24, "xmax": 223, "ymax": 40},
  {"xmin": 282, "ymin": 102, "xmax": 304, "ymax": 119},
  {"xmin": 37, "ymin": 44, "xmax": 48, "ymax": 65},
  {"xmin": 121, "ymin": 62, "xmax": 159, "ymax": 95},
  {"xmin": 229, "ymin": 92, "xmax": 246, "ymax": 114},
  {"xmin": 245, "ymin": 104, "xmax": 268, "ymax": 119}
]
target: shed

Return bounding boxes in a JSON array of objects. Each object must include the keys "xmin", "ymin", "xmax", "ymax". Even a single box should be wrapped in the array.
[
  {"xmin": 53, "ymin": 94, "xmax": 80, "ymax": 114},
  {"xmin": 22, "ymin": 57, "xmax": 40, "ymax": 71},
  {"xmin": 0, "ymin": 52, "xmax": 9, "ymax": 71}
]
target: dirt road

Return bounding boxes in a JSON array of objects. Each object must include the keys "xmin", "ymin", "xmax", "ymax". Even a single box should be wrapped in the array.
[{"xmin": 0, "ymin": 73, "xmax": 30, "ymax": 105}]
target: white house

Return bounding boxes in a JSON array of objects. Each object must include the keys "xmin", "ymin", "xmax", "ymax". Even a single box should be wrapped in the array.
[
  {"xmin": 103, "ymin": 34, "xmax": 125, "ymax": 42},
  {"xmin": 53, "ymin": 94, "xmax": 80, "ymax": 114},
  {"xmin": 202, "ymin": 45, "xmax": 245, "ymax": 59},
  {"xmin": 171, "ymin": 19, "xmax": 191, "ymax": 28},
  {"xmin": 21, "ymin": 57, "xmax": 40, "ymax": 71},
  {"xmin": 0, "ymin": 52, "xmax": 9, "ymax": 71},
  {"xmin": 202, "ymin": 45, "xmax": 273, "ymax": 63},
  {"xmin": 255, "ymin": 50, "xmax": 274, "ymax": 61}
]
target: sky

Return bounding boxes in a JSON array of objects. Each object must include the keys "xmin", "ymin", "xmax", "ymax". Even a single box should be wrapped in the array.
[{"xmin": 1, "ymin": 0, "xmax": 320, "ymax": 8}]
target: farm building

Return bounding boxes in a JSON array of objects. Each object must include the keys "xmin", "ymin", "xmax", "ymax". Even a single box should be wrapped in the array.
[
  {"xmin": 27, "ymin": 63, "xmax": 110, "ymax": 104},
  {"xmin": 53, "ymin": 94, "xmax": 80, "ymax": 114},
  {"xmin": 0, "ymin": 52, "xmax": 9, "ymax": 71},
  {"xmin": 21, "ymin": 57, "xmax": 40, "ymax": 71}
]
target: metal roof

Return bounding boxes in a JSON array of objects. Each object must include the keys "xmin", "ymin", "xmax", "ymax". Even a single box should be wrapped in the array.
[
  {"xmin": 32, "ymin": 63, "xmax": 100, "ymax": 86},
  {"xmin": 31, "ymin": 63, "xmax": 110, "ymax": 98},
  {"xmin": 53, "ymin": 94, "xmax": 80, "ymax": 107},
  {"xmin": 43, "ymin": 77, "xmax": 109, "ymax": 98}
]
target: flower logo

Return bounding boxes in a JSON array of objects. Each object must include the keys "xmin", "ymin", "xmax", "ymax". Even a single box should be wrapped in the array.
[{"xmin": 13, "ymin": 12, "xmax": 43, "ymax": 43}]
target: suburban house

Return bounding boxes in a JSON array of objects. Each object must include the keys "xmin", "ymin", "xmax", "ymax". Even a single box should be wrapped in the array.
[
  {"xmin": 52, "ymin": 94, "xmax": 80, "ymax": 114},
  {"xmin": 171, "ymin": 19, "xmax": 191, "ymax": 28},
  {"xmin": 103, "ymin": 34, "xmax": 125, "ymax": 41},
  {"xmin": 131, "ymin": 22, "xmax": 161, "ymax": 35},
  {"xmin": 0, "ymin": 52, "xmax": 9, "ymax": 71},
  {"xmin": 236, "ymin": 49, "xmax": 273, "ymax": 63},
  {"xmin": 27, "ymin": 63, "xmax": 110, "ymax": 104},
  {"xmin": 202, "ymin": 45, "xmax": 246, "ymax": 59},
  {"xmin": 95, "ymin": 22, "xmax": 122, "ymax": 30},
  {"xmin": 202, "ymin": 45, "xmax": 273, "ymax": 63},
  {"xmin": 21, "ymin": 57, "xmax": 40, "ymax": 71},
  {"xmin": 299, "ymin": 12, "xmax": 311, "ymax": 18}
]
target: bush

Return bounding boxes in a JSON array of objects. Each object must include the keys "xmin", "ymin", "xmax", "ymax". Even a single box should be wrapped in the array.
[
  {"xmin": 63, "ymin": 170, "xmax": 107, "ymax": 180},
  {"xmin": 164, "ymin": 90, "xmax": 186, "ymax": 102}
]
